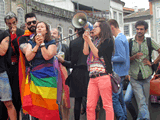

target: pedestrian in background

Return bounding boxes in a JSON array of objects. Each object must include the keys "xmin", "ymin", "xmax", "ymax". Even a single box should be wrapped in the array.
[
  {"xmin": 108, "ymin": 19, "xmax": 130, "ymax": 120},
  {"xmin": 129, "ymin": 20, "xmax": 160, "ymax": 120}
]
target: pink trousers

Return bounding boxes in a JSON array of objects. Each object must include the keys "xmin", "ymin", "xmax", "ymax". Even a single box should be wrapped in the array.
[{"xmin": 86, "ymin": 75, "xmax": 114, "ymax": 120}]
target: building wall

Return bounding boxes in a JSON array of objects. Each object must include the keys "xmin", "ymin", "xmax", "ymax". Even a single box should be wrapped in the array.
[
  {"xmin": 110, "ymin": 0, "xmax": 124, "ymax": 32},
  {"xmin": 72, "ymin": 0, "xmax": 110, "ymax": 11},
  {"xmin": 40, "ymin": 0, "xmax": 74, "ymax": 12},
  {"xmin": 34, "ymin": 12, "xmax": 74, "ymax": 45},
  {"xmin": 124, "ymin": 19, "xmax": 151, "ymax": 39},
  {"xmin": 152, "ymin": 0, "xmax": 160, "ymax": 43}
]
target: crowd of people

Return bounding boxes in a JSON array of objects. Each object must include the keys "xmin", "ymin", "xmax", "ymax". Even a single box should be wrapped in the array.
[{"xmin": 0, "ymin": 11, "xmax": 160, "ymax": 120}]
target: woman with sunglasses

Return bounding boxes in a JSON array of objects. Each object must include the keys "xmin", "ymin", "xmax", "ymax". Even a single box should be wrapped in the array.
[
  {"xmin": 83, "ymin": 19, "xmax": 114, "ymax": 120},
  {"xmin": 24, "ymin": 21, "xmax": 60, "ymax": 120}
]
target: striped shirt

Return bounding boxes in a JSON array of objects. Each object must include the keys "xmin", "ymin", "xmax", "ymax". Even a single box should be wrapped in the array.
[{"xmin": 87, "ymin": 39, "xmax": 106, "ymax": 77}]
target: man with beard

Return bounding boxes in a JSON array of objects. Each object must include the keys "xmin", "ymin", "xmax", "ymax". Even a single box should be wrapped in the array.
[
  {"xmin": 129, "ymin": 20, "xmax": 160, "ymax": 120},
  {"xmin": 19, "ymin": 13, "xmax": 37, "ymax": 54},
  {"xmin": 0, "ymin": 12, "xmax": 24, "ymax": 120},
  {"xmin": 51, "ymin": 28, "xmax": 70, "ymax": 120},
  {"xmin": 18, "ymin": 13, "xmax": 38, "ymax": 120}
]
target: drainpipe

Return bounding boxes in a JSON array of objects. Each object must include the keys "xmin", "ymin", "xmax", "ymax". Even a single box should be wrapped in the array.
[
  {"xmin": 10, "ymin": 0, "xmax": 11, "ymax": 11},
  {"xmin": 149, "ymin": 1, "xmax": 153, "ymax": 15}
]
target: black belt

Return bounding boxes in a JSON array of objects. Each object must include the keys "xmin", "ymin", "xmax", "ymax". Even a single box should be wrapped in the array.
[{"xmin": 90, "ymin": 73, "xmax": 107, "ymax": 78}]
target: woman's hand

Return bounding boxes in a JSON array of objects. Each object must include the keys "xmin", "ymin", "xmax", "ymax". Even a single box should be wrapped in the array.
[
  {"xmin": 56, "ymin": 54, "xmax": 65, "ymax": 63},
  {"xmin": 83, "ymin": 31, "xmax": 91, "ymax": 43},
  {"xmin": 35, "ymin": 34, "xmax": 44, "ymax": 46}
]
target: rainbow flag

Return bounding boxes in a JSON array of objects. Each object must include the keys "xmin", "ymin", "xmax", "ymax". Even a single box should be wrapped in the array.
[{"xmin": 22, "ymin": 63, "xmax": 60, "ymax": 120}]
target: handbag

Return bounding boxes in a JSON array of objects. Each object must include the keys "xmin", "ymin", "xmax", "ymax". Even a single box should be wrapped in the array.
[
  {"xmin": 150, "ymin": 64, "xmax": 160, "ymax": 96},
  {"xmin": 99, "ymin": 58, "xmax": 121, "ymax": 93},
  {"xmin": 110, "ymin": 71, "xmax": 121, "ymax": 93}
]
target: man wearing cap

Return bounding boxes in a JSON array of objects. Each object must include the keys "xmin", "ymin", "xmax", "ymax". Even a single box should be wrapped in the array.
[
  {"xmin": 0, "ymin": 30, "xmax": 17, "ymax": 120},
  {"xmin": 4, "ymin": 11, "xmax": 24, "ymax": 120}
]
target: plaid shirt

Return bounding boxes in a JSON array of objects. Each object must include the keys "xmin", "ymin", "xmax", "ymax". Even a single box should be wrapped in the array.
[{"xmin": 129, "ymin": 36, "xmax": 160, "ymax": 79}]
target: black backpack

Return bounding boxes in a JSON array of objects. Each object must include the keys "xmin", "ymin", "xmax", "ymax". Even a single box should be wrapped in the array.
[{"xmin": 129, "ymin": 37, "xmax": 159, "ymax": 74}]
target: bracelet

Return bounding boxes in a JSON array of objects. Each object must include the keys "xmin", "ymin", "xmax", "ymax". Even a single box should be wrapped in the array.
[
  {"xmin": 40, "ymin": 43, "xmax": 45, "ymax": 48},
  {"xmin": 31, "ymin": 49, "xmax": 37, "ymax": 53}
]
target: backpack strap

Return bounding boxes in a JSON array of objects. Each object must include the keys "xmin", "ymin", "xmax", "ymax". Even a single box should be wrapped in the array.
[
  {"xmin": 129, "ymin": 38, "xmax": 133, "ymax": 56},
  {"xmin": 146, "ymin": 37, "xmax": 152, "ymax": 62}
]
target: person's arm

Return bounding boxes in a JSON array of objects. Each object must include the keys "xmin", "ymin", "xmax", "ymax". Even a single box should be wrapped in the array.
[
  {"xmin": 151, "ymin": 40, "xmax": 160, "ymax": 65},
  {"xmin": 19, "ymin": 36, "xmax": 29, "ymax": 54},
  {"xmin": 83, "ymin": 31, "xmax": 99, "ymax": 58},
  {"xmin": 41, "ymin": 44, "xmax": 57, "ymax": 60},
  {"xmin": 19, "ymin": 43, "xmax": 28, "ymax": 54},
  {"xmin": 0, "ymin": 36, "xmax": 9, "ymax": 56},
  {"xmin": 25, "ymin": 43, "xmax": 39, "ymax": 61},
  {"xmin": 143, "ymin": 39, "xmax": 160, "ymax": 66},
  {"xmin": 112, "ymin": 38, "xmax": 126, "ymax": 63},
  {"xmin": 83, "ymin": 41, "xmax": 90, "ymax": 55}
]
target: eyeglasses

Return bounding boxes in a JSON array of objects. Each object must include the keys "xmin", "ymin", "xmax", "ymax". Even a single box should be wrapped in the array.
[
  {"xmin": 93, "ymin": 26, "xmax": 100, "ymax": 29},
  {"xmin": 27, "ymin": 21, "xmax": 36, "ymax": 25}
]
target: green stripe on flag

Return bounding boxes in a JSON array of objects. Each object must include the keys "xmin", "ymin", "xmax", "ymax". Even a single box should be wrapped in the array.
[{"xmin": 30, "ymin": 73, "xmax": 57, "ymax": 88}]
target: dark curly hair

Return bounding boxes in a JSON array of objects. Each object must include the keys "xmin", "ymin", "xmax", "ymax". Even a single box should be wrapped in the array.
[{"xmin": 135, "ymin": 20, "xmax": 148, "ymax": 30}]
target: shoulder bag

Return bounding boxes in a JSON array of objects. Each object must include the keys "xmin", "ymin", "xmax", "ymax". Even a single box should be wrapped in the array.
[
  {"xmin": 150, "ymin": 64, "xmax": 160, "ymax": 96},
  {"xmin": 99, "ymin": 58, "xmax": 121, "ymax": 93}
]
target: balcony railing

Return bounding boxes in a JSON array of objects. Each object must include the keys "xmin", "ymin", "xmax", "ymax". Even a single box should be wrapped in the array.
[{"xmin": 31, "ymin": 0, "xmax": 98, "ymax": 23}]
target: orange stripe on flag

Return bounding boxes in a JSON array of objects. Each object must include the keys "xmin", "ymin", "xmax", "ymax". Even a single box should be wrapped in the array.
[{"xmin": 30, "ymin": 92, "xmax": 59, "ymax": 110}]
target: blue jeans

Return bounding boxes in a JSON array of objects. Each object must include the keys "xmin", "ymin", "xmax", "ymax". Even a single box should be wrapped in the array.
[
  {"xmin": 112, "ymin": 76, "xmax": 127, "ymax": 120},
  {"xmin": 124, "ymin": 82, "xmax": 137, "ymax": 120},
  {"xmin": 130, "ymin": 76, "xmax": 151, "ymax": 120}
]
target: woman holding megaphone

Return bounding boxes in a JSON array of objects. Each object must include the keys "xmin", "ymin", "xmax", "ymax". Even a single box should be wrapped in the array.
[{"xmin": 83, "ymin": 19, "xmax": 114, "ymax": 120}]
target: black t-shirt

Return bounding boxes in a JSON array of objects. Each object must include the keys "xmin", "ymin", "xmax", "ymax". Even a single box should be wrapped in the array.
[
  {"xmin": 0, "ymin": 30, "xmax": 10, "ymax": 73},
  {"xmin": 19, "ymin": 35, "xmax": 31, "ymax": 67}
]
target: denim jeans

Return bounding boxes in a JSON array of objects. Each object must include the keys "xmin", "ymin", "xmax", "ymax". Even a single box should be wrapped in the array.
[
  {"xmin": 112, "ymin": 76, "xmax": 127, "ymax": 120},
  {"xmin": 130, "ymin": 76, "xmax": 151, "ymax": 120},
  {"xmin": 124, "ymin": 82, "xmax": 137, "ymax": 120}
]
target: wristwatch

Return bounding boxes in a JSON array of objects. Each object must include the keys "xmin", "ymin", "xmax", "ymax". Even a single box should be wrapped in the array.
[
  {"xmin": 151, "ymin": 62, "xmax": 155, "ymax": 66},
  {"xmin": 40, "ymin": 43, "xmax": 45, "ymax": 48}
]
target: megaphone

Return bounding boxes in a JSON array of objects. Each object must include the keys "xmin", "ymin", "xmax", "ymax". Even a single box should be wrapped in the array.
[{"xmin": 72, "ymin": 11, "xmax": 93, "ymax": 31}]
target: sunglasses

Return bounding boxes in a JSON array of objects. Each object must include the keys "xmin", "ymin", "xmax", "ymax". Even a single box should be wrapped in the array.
[{"xmin": 27, "ymin": 21, "xmax": 36, "ymax": 25}]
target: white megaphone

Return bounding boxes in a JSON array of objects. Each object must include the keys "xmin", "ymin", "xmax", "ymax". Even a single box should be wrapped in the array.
[{"xmin": 72, "ymin": 11, "xmax": 93, "ymax": 31}]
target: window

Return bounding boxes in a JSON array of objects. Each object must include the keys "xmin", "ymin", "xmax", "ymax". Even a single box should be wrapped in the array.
[
  {"xmin": 57, "ymin": 26, "xmax": 63, "ymax": 40},
  {"xmin": 119, "ymin": 13, "xmax": 122, "ymax": 25},
  {"xmin": 132, "ymin": 23, "xmax": 136, "ymax": 36},
  {"xmin": 124, "ymin": 25, "xmax": 130, "ymax": 36},
  {"xmin": 17, "ymin": 7, "xmax": 24, "ymax": 27},
  {"xmin": 157, "ymin": 29, "xmax": 160, "ymax": 43},
  {"xmin": 156, "ymin": 6, "xmax": 160, "ymax": 18},
  {"xmin": 68, "ymin": 28, "xmax": 74, "ymax": 41},
  {"xmin": 113, "ymin": 11, "xmax": 117, "ymax": 20},
  {"xmin": 0, "ymin": 0, "xmax": 5, "ymax": 29}
]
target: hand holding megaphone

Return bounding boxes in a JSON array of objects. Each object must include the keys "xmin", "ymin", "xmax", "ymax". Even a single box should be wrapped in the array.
[{"xmin": 83, "ymin": 31, "xmax": 92, "ymax": 43}]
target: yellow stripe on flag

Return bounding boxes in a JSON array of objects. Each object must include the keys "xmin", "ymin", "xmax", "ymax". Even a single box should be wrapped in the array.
[{"xmin": 30, "ymin": 81, "xmax": 57, "ymax": 99}]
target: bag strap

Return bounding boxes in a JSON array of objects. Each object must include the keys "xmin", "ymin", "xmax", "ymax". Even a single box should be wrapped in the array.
[
  {"xmin": 129, "ymin": 38, "xmax": 133, "ymax": 57},
  {"xmin": 98, "ymin": 57, "xmax": 111, "ymax": 75},
  {"xmin": 146, "ymin": 37, "xmax": 153, "ymax": 62}
]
